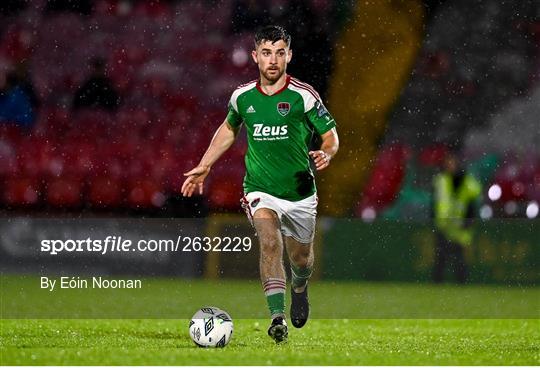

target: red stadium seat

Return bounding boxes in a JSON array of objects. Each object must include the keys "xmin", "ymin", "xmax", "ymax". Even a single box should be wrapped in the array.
[
  {"xmin": 0, "ymin": 124, "xmax": 24, "ymax": 143},
  {"xmin": 419, "ymin": 144, "xmax": 448, "ymax": 168},
  {"xmin": 89, "ymin": 176, "xmax": 124, "ymax": 208},
  {"xmin": 360, "ymin": 144, "xmax": 409, "ymax": 212},
  {"xmin": 493, "ymin": 160, "xmax": 527, "ymax": 202},
  {"xmin": 17, "ymin": 137, "xmax": 54, "ymax": 178},
  {"xmin": 0, "ymin": 137, "xmax": 19, "ymax": 177},
  {"xmin": 3, "ymin": 178, "xmax": 40, "ymax": 206},
  {"xmin": 162, "ymin": 93, "xmax": 197, "ymax": 115},
  {"xmin": 207, "ymin": 179, "xmax": 243, "ymax": 211},
  {"xmin": 207, "ymin": 160, "xmax": 244, "ymax": 211},
  {"xmin": 530, "ymin": 168, "xmax": 540, "ymax": 202},
  {"xmin": 0, "ymin": 25, "xmax": 34, "ymax": 63},
  {"xmin": 127, "ymin": 179, "xmax": 166, "ymax": 208},
  {"xmin": 61, "ymin": 141, "xmax": 96, "ymax": 178},
  {"xmin": 34, "ymin": 107, "xmax": 71, "ymax": 137},
  {"xmin": 94, "ymin": 0, "xmax": 120, "ymax": 16},
  {"xmin": 45, "ymin": 178, "xmax": 83, "ymax": 208},
  {"xmin": 133, "ymin": 0, "xmax": 172, "ymax": 18}
]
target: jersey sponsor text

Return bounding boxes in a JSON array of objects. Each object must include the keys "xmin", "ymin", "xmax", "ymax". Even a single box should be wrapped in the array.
[{"xmin": 253, "ymin": 123, "xmax": 289, "ymax": 140}]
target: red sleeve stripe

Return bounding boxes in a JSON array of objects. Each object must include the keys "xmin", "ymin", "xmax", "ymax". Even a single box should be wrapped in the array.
[
  {"xmin": 290, "ymin": 77, "xmax": 317, "ymax": 93},
  {"xmin": 263, "ymin": 280, "xmax": 286, "ymax": 287},
  {"xmin": 263, "ymin": 280, "xmax": 286, "ymax": 286},
  {"xmin": 263, "ymin": 280, "xmax": 286, "ymax": 289},
  {"xmin": 236, "ymin": 79, "xmax": 258, "ymax": 90},
  {"xmin": 290, "ymin": 80, "xmax": 321, "ymax": 103},
  {"xmin": 264, "ymin": 285, "xmax": 286, "ymax": 293},
  {"xmin": 290, "ymin": 78, "xmax": 321, "ymax": 101}
]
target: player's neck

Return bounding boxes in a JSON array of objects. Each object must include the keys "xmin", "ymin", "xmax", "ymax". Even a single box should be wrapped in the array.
[{"xmin": 259, "ymin": 73, "xmax": 288, "ymax": 95}]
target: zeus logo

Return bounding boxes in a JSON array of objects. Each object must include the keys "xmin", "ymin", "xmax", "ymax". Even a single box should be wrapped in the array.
[{"xmin": 253, "ymin": 124, "xmax": 288, "ymax": 138}]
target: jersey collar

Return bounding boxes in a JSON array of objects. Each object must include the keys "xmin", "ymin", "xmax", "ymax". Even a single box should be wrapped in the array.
[{"xmin": 256, "ymin": 74, "xmax": 290, "ymax": 96}]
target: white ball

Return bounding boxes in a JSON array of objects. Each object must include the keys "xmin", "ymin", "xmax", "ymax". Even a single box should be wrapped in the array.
[{"xmin": 189, "ymin": 307, "xmax": 233, "ymax": 348}]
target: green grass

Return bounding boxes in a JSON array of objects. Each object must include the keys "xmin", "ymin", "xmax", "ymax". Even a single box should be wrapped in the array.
[
  {"xmin": 1, "ymin": 276, "xmax": 539, "ymax": 365},
  {"xmin": 1, "ymin": 319, "xmax": 539, "ymax": 365},
  {"xmin": 2, "ymin": 276, "xmax": 538, "ymax": 318}
]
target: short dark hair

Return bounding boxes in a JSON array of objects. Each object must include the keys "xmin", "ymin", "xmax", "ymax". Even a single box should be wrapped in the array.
[{"xmin": 254, "ymin": 25, "xmax": 291, "ymax": 48}]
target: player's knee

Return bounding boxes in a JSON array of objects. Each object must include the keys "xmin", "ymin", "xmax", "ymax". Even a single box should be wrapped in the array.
[
  {"xmin": 290, "ymin": 252, "xmax": 312, "ymax": 269},
  {"xmin": 296, "ymin": 258, "xmax": 311, "ymax": 269}
]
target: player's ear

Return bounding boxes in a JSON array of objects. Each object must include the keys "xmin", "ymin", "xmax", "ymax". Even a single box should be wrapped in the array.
[
  {"xmin": 251, "ymin": 50, "xmax": 258, "ymax": 64},
  {"xmin": 286, "ymin": 49, "xmax": 292, "ymax": 64}
]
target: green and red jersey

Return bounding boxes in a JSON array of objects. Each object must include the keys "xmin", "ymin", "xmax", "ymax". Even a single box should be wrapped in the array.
[{"xmin": 226, "ymin": 75, "xmax": 336, "ymax": 201}]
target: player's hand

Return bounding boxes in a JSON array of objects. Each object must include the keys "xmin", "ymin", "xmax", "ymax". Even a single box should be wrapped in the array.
[
  {"xmin": 309, "ymin": 150, "xmax": 331, "ymax": 171},
  {"xmin": 181, "ymin": 165, "xmax": 210, "ymax": 197}
]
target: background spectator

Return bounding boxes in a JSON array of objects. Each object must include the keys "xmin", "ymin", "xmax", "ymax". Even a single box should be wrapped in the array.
[
  {"xmin": 12, "ymin": 61, "xmax": 39, "ymax": 110},
  {"xmin": 0, "ymin": 68, "xmax": 35, "ymax": 127},
  {"xmin": 432, "ymin": 152, "xmax": 482, "ymax": 283},
  {"xmin": 73, "ymin": 58, "xmax": 120, "ymax": 112}
]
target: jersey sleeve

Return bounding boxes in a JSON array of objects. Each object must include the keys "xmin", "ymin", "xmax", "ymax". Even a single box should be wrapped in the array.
[
  {"xmin": 226, "ymin": 89, "xmax": 244, "ymax": 128},
  {"xmin": 305, "ymin": 98, "xmax": 336, "ymax": 135},
  {"xmin": 226, "ymin": 102, "xmax": 243, "ymax": 128}
]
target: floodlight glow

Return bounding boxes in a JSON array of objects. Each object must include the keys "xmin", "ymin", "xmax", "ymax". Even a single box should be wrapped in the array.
[
  {"xmin": 488, "ymin": 184, "xmax": 502, "ymax": 201},
  {"xmin": 526, "ymin": 201, "xmax": 539, "ymax": 219},
  {"xmin": 232, "ymin": 48, "xmax": 248, "ymax": 66},
  {"xmin": 479, "ymin": 204, "xmax": 493, "ymax": 219},
  {"xmin": 361, "ymin": 207, "xmax": 376, "ymax": 222}
]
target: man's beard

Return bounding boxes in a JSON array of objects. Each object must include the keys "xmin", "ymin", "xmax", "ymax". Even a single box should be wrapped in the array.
[{"xmin": 262, "ymin": 67, "xmax": 284, "ymax": 83}]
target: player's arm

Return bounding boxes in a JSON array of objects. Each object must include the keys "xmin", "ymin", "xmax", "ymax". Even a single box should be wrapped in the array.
[
  {"xmin": 309, "ymin": 127, "xmax": 339, "ymax": 171},
  {"xmin": 181, "ymin": 119, "xmax": 239, "ymax": 197}
]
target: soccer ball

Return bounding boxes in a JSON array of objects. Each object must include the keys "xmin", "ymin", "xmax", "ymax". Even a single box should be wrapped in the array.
[{"xmin": 189, "ymin": 307, "xmax": 233, "ymax": 348}]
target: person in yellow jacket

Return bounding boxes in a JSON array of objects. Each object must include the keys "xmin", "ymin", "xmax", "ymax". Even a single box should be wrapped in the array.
[{"xmin": 433, "ymin": 153, "xmax": 482, "ymax": 283}]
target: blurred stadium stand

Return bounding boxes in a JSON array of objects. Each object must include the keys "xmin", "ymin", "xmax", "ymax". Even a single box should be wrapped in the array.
[
  {"xmin": 0, "ymin": 0, "xmax": 538, "ymax": 221},
  {"xmin": 359, "ymin": 0, "xmax": 540, "ymax": 220},
  {"xmin": 0, "ymin": 0, "xmax": 355, "ymax": 215}
]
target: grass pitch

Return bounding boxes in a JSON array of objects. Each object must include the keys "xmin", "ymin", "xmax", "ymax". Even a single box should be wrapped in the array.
[
  {"xmin": 1, "ymin": 276, "xmax": 539, "ymax": 365},
  {"xmin": 2, "ymin": 319, "xmax": 538, "ymax": 365}
]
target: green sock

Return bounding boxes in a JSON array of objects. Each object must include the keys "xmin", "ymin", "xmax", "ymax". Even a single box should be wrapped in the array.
[
  {"xmin": 263, "ymin": 278, "xmax": 286, "ymax": 319},
  {"xmin": 291, "ymin": 264, "xmax": 313, "ymax": 291}
]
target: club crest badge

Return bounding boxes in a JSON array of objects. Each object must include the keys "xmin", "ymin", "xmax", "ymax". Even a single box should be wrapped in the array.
[{"xmin": 277, "ymin": 102, "xmax": 290, "ymax": 116}]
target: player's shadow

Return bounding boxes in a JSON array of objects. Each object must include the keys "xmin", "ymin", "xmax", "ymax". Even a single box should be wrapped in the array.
[{"xmin": 130, "ymin": 330, "xmax": 252, "ymax": 348}]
